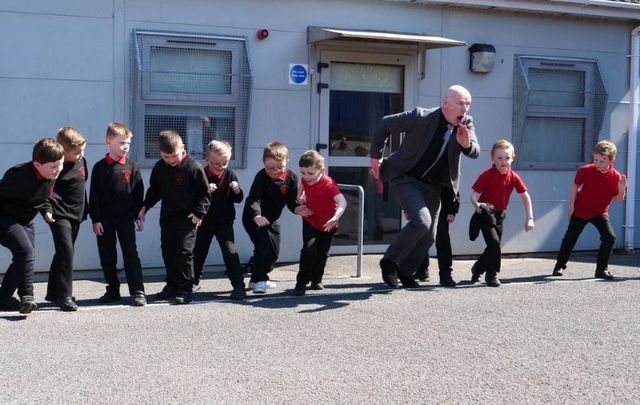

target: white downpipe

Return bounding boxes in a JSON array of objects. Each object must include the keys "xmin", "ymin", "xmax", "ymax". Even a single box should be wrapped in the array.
[{"xmin": 625, "ymin": 26, "xmax": 640, "ymax": 252}]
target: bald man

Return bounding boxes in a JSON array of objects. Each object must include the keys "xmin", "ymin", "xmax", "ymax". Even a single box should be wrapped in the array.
[{"xmin": 370, "ymin": 85, "xmax": 480, "ymax": 288}]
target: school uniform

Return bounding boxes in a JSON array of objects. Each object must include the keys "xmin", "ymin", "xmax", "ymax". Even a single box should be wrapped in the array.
[
  {"xmin": 242, "ymin": 168, "xmax": 298, "ymax": 283},
  {"xmin": 554, "ymin": 163, "xmax": 622, "ymax": 275},
  {"xmin": 295, "ymin": 175, "xmax": 341, "ymax": 292},
  {"xmin": 193, "ymin": 166, "xmax": 244, "ymax": 290},
  {"xmin": 0, "ymin": 162, "xmax": 55, "ymax": 301},
  {"xmin": 89, "ymin": 154, "xmax": 145, "ymax": 297},
  {"xmin": 143, "ymin": 155, "xmax": 210, "ymax": 301},
  {"xmin": 470, "ymin": 165, "xmax": 527, "ymax": 280},
  {"xmin": 46, "ymin": 157, "xmax": 88, "ymax": 303}
]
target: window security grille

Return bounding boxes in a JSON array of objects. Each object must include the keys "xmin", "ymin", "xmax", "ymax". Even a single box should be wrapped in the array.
[
  {"xmin": 133, "ymin": 30, "xmax": 252, "ymax": 168},
  {"xmin": 513, "ymin": 56, "xmax": 607, "ymax": 170}
]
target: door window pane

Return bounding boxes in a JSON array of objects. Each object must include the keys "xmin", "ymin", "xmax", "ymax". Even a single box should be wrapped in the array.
[
  {"xmin": 329, "ymin": 63, "xmax": 403, "ymax": 157},
  {"xmin": 329, "ymin": 167, "xmax": 400, "ymax": 245}
]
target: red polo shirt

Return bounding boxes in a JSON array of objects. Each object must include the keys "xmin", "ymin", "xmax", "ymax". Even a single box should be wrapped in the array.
[
  {"xmin": 301, "ymin": 174, "xmax": 341, "ymax": 231},
  {"xmin": 472, "ymin": 165, "xmax": 527, "ymax": 211},
  {"xmin": 573, "ymin": 163, "xmax": 622, "ymax": 220}
]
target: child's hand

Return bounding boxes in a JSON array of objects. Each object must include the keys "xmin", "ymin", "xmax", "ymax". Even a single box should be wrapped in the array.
[
  {"xmin": 475, "ymin": 202, "xmax": 493, "ymax": 214},
  {"xmin": 188, "ymin": 213, "xmax": 202, "ymax": 228},
  {"xmin": 208, "ymin": 183, "xmax": 218, "ymax": 193},
  {"xmin": 295, "ymin": 205, "xmax": 313, "ymax": 217},
  {"xmin": 323, "ymin": 217, "xmax": 338, "ymax": 231},
  {"xmin": 618, "ymin": 175, "xmax": 628, "ymax": 195},
  {"xmin": 254, "ymin": 215, "xmax": 270, "ymax": 227},
  {"xmin": 446, "ymin": 214, "xmax": 456, "ymax": 224},
  {"xmin": 93, "ymin": 222, "xmax": 104, "ymax": 236},
  {"xmin": 49, "ymin": 191, "xmax": 62, "ymax": 204},
  {"xmin": 44, "ymin": 212, "xmax": 55, "ymax": 223},
  {"xmin": 135, "ymin": 219, "xmax": 144, "ymax": 232},
  {"xmin": 229, "ymin": 181, "xmax": 240, "ymax": 193},
  {"xmin": 138, "ymin": 207, "xmax": 146, "ymax": 222},
  {"xmin": 525, "ymin": 218, "xmax": 534, "ymax": 232}
]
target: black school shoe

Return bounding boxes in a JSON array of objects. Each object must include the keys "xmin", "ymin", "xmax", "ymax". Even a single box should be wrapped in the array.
[
  {"xmin": 471, "ymin": 262, "xmax": 483, "ymax": 283},
  {"xmin": 19, "ymin": 296, "xmax": 37, "ymax": 314},
  {"xmin": 58, "ymin": 297, "xmax": 78, "ymax": 312},
  {"xmin": 173, "ymin": 291, "xmax": 192, "ymax": 305},
  {"xmin": 414, "ymin": 268, "xmax": 430, "ymax": 282},
  {"xmin": 230, "ymin": 286, "xmax": 247, "ymax": 300},
  {"xmin": 439, "ymin": 274, "xmax": 458, "ymax": 288},
  {"xmin": 397, "ymin": 272, "xmax": 421, "ymax": 288},
  {"xmin": 0, "ymin": 295, "xmax": 20, "ymax": 310},
  {"xmin": 379, "ymin": 258, "xmax": 400, "ymax": 288},
  {"xmin": 595, "ymin": 270, "xmax": 614, "ymax": 280},
  {"xmin": 485, "ymin": 275, "xmax": 501, "ymax": 287},
  {"xmin": 155, "ymin": 285, "xmax": 177, "ymax": 301},
  {"xmin": 552, "ymin": 265, "xmax": 565, "ymax": 276},
  {"xmin": 98, "ymin": 291, "xmax": 121, "ymax": 304}
]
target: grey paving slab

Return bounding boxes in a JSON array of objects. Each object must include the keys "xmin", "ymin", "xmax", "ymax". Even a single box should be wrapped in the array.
[{"xmin": 1, "ymin": 252, "xmax": 638, "ymax": 404}]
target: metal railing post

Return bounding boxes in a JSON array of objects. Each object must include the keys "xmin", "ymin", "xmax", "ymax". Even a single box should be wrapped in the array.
[{"xmin": 337, "ymin": 184, "xmax": 364, "ymax": 277}]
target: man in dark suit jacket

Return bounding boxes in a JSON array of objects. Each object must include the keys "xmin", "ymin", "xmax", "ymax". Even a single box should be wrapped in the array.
[{"xmin": 369, "ymin": 85, "xmax": 480, "ymax": 288}]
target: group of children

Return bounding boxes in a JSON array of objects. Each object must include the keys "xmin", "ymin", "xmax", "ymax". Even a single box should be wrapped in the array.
[
  {"xmin": 0, "ymin": 124, "xmax": 628, "ymax": 314},
  {"xmin": 0, "ymin": 126, "xmax": 348, "ymax": 314}
]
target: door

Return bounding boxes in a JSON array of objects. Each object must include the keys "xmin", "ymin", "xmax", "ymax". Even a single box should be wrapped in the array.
[{"xmin": 317, "ymin": 51, "xmax": 415, "ymax": 254}]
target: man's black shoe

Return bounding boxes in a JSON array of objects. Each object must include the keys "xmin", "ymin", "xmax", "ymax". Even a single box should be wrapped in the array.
[
  {"xmin": 0, "ymin": 295, "xmax": 20, "ymax": 310},
  {"xmin": 380, "ymin": 258, "xmax": 400, "ymax": 288},
  {"xmin": 414, "ymin": 268, "xmax": 430, "ymax": 282},
  {"xmin": 439, "ymin": 276, "xmax": 457, "ymax": 288},
  {"xmin": 595, "ymin": 270, "xmax": 614, "ymax": 280},
  {"xmin": 471, "ymin": 262, "xmax": 482, "ymax": 283},
  {"xmin": 58, "ymin": 297, "xmax": 78, "ymax": 312},
  {"xmin": 552, "ymin": 266, "xmax": 564, "ymax": 276}
]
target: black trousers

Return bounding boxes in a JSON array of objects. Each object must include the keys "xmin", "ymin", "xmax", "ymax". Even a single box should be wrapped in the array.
[
  {"xmin": 193, "ymin": 221, "xmax": 244, "ymax": 288},
  {"xmin": 418, "ymin": 209, "xmax": 453, "ymax": 276},
  {"xmin": 242, "ymin": 217, "xmax": 280, "ymax": 283},
  {"xmin": 296, "ymin": 221, "xmax": 336, "ymax": 288},
  {"xmin": 47, "ymin": 218, "xmax": 80, "ymax": 300},
  {"xmin": 0, "ymin": 217, "xmax": 36, "ymax": 299},
  {"xmin": 555, "ymin": 215, "xmax": 616, "ymax": 272},
  {"xmin": 97, "ymin": 218, "xmax": 144, "ymax": 296},
  {"xmin": 473, "ymin": 211, "xmax": 505, "ymax": 278},
  {"xmin": 160, "ymin": 215, "xmax": 198, "ymax": 294}
]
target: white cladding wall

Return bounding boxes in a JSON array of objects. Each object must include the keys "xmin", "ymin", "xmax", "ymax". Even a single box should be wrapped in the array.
[{"xmin": 0, "ymin": 0, "xmax": 636, "ymax": 273}]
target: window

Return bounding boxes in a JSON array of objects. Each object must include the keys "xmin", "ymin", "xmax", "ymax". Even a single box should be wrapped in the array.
[
  {"xmin": 512, "ymin": 56, "xmax": 607, "ymax": 170},
  {"xmin": 133, "ymin": 30, "xmax": 252, "ymax": 167}
]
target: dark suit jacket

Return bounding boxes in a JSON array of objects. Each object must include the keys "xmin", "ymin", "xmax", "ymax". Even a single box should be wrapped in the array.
[{"xmin": 370, "ymin": 107, "xmax": 480, "ymax": 192}]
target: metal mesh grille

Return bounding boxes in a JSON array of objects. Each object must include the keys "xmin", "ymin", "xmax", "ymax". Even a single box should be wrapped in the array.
[
  {"xmin": 133, "ymin": 30, "xmax": 252, "ymax": 167},
  {"xmin": 512, "ymin": 56, "xmax": 607, "ymax": 169}
]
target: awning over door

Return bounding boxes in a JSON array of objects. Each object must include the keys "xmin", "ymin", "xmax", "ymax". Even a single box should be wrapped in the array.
[{"xmin": 307, "ymin": 26, "xmax": 466, "ymax": 49}]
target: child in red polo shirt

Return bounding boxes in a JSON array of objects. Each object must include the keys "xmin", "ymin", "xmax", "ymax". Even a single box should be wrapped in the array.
[
  {"xmin": 293, "ymin": 150, "xmax": 347, "ymax": 295},
  {"xmin": 470, "ymin": 139, "xmax": 534, "ymax": 287},
  {"xmin": 552, "ymin": 140, "xmax": 627, "ymax": 279}
]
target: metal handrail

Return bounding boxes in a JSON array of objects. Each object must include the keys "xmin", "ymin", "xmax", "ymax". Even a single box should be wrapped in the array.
[{"xmin": 337, "ymin": 183, "xmax": 364, "ymax": 277}]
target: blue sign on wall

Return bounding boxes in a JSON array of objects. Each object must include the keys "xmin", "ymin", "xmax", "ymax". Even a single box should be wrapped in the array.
[{"xmin": 289, "ymin": 64, "xmax": 308, "ymax": 85}]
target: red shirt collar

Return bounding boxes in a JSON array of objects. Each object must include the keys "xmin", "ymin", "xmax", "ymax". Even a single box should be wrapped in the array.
[
  {"xmin": 105, "ymin": 153, "xmax": 127, "ymax": 165},
  {"xmin": 32, "ymin": 162, "xmax": 47, "ymax": 181}
]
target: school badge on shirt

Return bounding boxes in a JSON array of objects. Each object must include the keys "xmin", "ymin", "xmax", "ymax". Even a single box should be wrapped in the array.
[
  {"xmin": 174, "ymin": 172, "xmax": 186, "ymax": 186},
  {"xmin": 121, "ymin": 169, "xmax": 131, "ymax": 183}
]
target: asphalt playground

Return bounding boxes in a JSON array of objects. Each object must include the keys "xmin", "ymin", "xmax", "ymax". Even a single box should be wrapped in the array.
[{"xmin": 1, "ymin": 251, "xmax": 639, "ymax": 404}]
